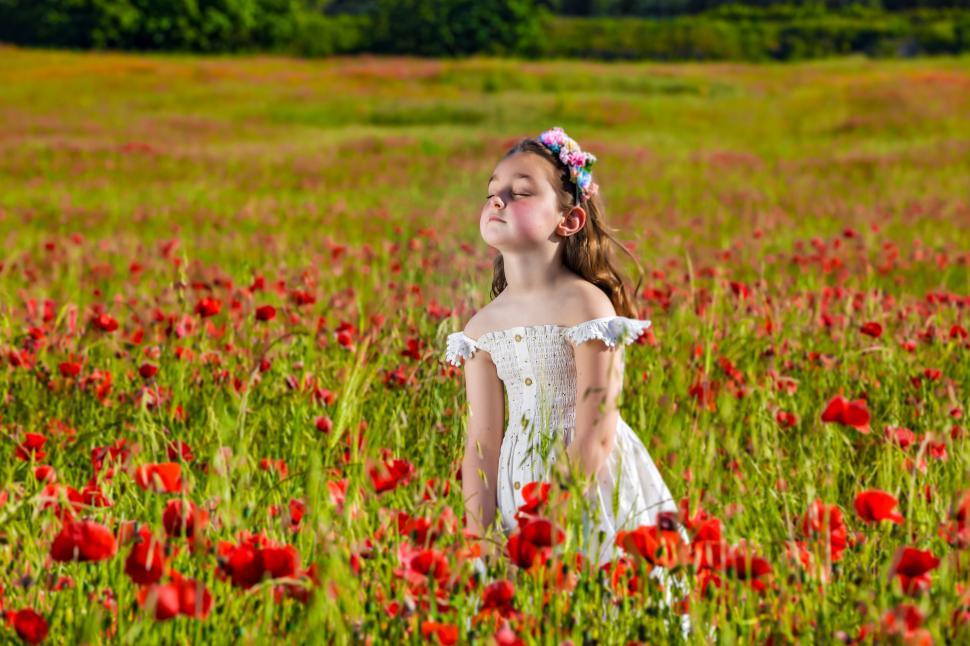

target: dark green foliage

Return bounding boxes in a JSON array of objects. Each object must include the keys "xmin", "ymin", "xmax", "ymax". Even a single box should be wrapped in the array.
[
  {"xmin": 0, "ymin": 0, "xmax": 309, "ymax": 51},
  {"xmin": 0, "ymin": 0, "xmax": 969, "ymax": 58},
  {"xmin": 366, "ymin": 0, "xmax": 548, "ymax": 56},
  {"xmin": 539, "ymin": 7, "xmax": 970, "ymax": 59},
  {"xmin": 553, "ymin": 0, "xmax": 970, "ymax": 15}
]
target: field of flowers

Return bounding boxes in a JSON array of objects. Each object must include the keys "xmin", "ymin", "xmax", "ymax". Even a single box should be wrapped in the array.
[{"xmin": 1, "ymin": 44, "xmax": 969, "ymax": 643}]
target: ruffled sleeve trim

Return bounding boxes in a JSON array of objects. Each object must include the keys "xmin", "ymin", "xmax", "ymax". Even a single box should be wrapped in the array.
[
  {"xmin": 444, "ymin": 331, "xmax": 479, "ymax": 367},
  {"xmin": 565, "ymin": 316, "xmax": 651, "ymax": 349}
]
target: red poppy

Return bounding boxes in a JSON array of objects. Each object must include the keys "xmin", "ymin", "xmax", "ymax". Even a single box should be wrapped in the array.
[
  {"xmin": 927, "ymin": 437, "xmax": 947, "ymax": 461},
  {"xmin": 784, "ymin": 539, "xmax": 813, "ymax": 571},
  {"xmin": 939, "ymin": 489, "xmax": 970, "ymax": 548},
  {"xmin": 724, "ymin": 541, "xmax": 773, "ymax": 592},
  {"xmin": 50, "ymin": 519, "xmax": 117, "ymax": 562},
  {"xmin": 255, "ymin": 305, "xmax": 276, "ymax": 321},
  {"xmin": 506, "ymin": 533, "xmax": 544, "ymax": 570},
  {"xmin": 162, "ymin": 499, "xmax": 209, "ymax": 538},
  {"xmin": 133, "ymin": 462, "xmax": 183, "ymax": 493},
  {"xmin": 34, "ymin": 465, "xmax": 56, "ymax": 482},
  {"xmin": 860, "ymin": 321, "xmax": 883, "ymax": 338},
  {"xmin": 220, "ymin": 542, "xmax": 265, "ymax": 589},
  {"xmin": 59, "ymin": 361, "xmax": 82, "ymax": 378},
  {"xmin": 677, "ymin": 498, "xmax": 727, "ymax": 576},
  {"xmin": 92, "ymin": 312, "xmax": 119, "ymax": 332},
  {"xmin": 166, "ymin": 440, "xmax": 194, "ymax": 462},
  {"xmin": 15, "ymin": 433, "xmax": 47, "ymax": 461},
  {"xmin": 889, "ymin": 546, "xmax": 940, "ymax": 595},
  {"xmin": 125, "ymin": 527, "xmax": 166, "ymax": 585},
  {"xmin": 519, "ymin": 517, "xmax": 565, "ymax": 548},
  {"xmin": 397, "ymin": 511, "xmax": 433, "ymax": 545},
  {"xmin": 80, "ymin": 482, "xmax": 111, "ymax": 508},
  {"xmin": 821, "ymin": 395, "xmax": 871, "ymax": 433},
  {"xmin": 800, "ymin": 499, "xmax": 848, "ymax": 563},
  {"xmin": 288, "ymin": 498, "xmax": 306, "ymax": 529},
  {"xmin": 217, "ymin": 535, "xmax": 302, "ymax": 590},
  {"xmin": 327, "ymin": 478, "xmax": 348, "ymax": 511},
  {"xmin": 89, "ymin": 439, "xmax": 129, "ymax": 477},
  {"xmin": 171, "ymin": 573, "xmax": 213, "ymax": 619},
  {"xmin": 479, "ymin": 579, "xmax": 516, "ymax": 618},
  {"xmin": 517, "ymin": 481, "xmax": 550, "ymax": 516},
  {"xmin": 505, "ymin": 517, "xmax": 564, "ymax": 570},
  {"xmin": 884, "ymin": 426, "xmax": 916, "ymax": 449},
  {"xmin": 856, "ymin": 600, "xmax": 930, "ymax": 644},
  {"xmin": 290, "ymin": 290, "xmax": 316, "ymax": 306},
  {"xmin": 38, "ymin": 483, "xmax": 85, "ymax": 520},
  {"xmin": 194, "ymin": 297, "xmax": 222, "ymax": 318},
  {"xmin": 854, "ymin": 490, "xmax": 904, "ymax": 524},
  {"xmin": 690, "ymin": 517, "xmax": 727, "ymax": 571},
  {"xmin": 137, "ymin": 583, "xmax": 181, "ymax": 621},
  {"xmin": 615, "ymin": 521, "xmax": 689, "ymax": 570},
  {"xmin": 11, "ymin": 608, "xmax": 49, "ymax": 645},
  {"xmin": 139, "ymin": 363, "xmax": 158, "ymax": 379},
  {"xmin": 775, "ymin": 410, "xmax": 798, "ymax": 428},
  {"xmin": 261, "ymin": 545, "xmax": 300, "ymax": 579},
  {"xmin": 368, "ymin": 454, "xmax": 415, "ymax": 494},
  {"xmin": 405, "ymin": 546, "xmax": 451, "ymax": 585},
  {"xmin": 420, "ymin": 619, "xmax": 459, "ymax": 646},
  {"xmin": 393, "ymin": 542, "xmax": 452, "ymax": 603},
  {"xmin": 314, "ymin": 415, "xmax": 332, "ymax": 434},
  {"xmin": 600, "ymin": 555, "xmax": 642, "ymax": 596},
  {"xmin": 259, "ymin": 457, "xmax": 288, "ymax": 478},
  {"xmin": 696, "ymin": 567, "xmax": 724, "ymax": 597}
]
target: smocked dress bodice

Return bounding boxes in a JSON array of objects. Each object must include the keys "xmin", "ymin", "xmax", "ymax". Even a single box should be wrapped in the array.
[{"xmin": 445, "ymin": 316, "xmax": 651, "ymax": 446}]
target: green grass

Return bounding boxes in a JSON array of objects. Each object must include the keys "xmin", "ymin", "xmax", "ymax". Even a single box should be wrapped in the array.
[{"xmin": 0, "ymin": 44, "xmax": 968, "ymax": 643}]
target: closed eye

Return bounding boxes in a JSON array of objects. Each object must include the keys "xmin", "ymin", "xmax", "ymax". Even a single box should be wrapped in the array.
[{"xmin": 486, "ymin": 192, "xmax": 530, "ymax": 200}]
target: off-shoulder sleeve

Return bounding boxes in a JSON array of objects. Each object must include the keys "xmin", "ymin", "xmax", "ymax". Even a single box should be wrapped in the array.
[
  {"xmin": 444, "ymin": 331, "xmax": 480, "ymax": 367},
  {"xmin": 565, "ymin": 316, "xmax": 651, "ymax": 349}
]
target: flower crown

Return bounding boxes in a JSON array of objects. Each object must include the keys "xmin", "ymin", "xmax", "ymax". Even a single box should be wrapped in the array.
[{"xmin": 535, "ymin": 126, "xmax": 598, "ymax": 202}]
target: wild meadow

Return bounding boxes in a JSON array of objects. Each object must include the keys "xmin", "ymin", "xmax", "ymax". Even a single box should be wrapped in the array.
[{"xmin": 0, "ymin": 45, "xmax": 969, "ymax": 643}]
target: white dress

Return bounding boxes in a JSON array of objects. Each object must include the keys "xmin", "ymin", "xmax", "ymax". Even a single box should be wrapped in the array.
[{"xmin": 444, "ymin": 316, "xmax": 690, "ymax": 569}]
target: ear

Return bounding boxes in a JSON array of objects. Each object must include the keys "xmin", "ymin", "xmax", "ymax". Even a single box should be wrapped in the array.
[{"xmin": 557, "ymin": 205, "xmax": 586, "ymax": 238}]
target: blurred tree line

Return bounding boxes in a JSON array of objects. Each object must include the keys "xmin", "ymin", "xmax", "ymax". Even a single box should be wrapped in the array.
[{"xmin": 1, "ymin": 0, "xmax": 969, "ymax": 59}]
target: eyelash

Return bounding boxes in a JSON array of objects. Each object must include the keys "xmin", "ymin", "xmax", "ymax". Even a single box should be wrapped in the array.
[{"xmin": 487, "ymin": 193, "xmax": 529, "ymax": 199}]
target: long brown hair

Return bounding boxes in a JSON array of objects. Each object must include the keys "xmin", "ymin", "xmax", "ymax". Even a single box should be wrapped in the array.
[{"xmin": 489, "ymin": 138, "xmax": 645, "ymax": 318}]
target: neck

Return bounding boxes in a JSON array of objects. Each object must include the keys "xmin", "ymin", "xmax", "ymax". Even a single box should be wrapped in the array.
[{"xmin": 501, "ymin": 250, "xmax": 573, "ymax": 297}]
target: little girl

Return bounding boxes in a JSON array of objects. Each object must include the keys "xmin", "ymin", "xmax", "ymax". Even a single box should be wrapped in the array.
[{"xmin": 444, "ymin": 127, "xmax": 691, "ymax": 633}]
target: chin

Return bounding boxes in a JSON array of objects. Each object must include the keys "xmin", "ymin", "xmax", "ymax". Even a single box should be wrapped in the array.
[{"xmin": 481, "ymin": 234, "xmax": 504, "ymax": 248}]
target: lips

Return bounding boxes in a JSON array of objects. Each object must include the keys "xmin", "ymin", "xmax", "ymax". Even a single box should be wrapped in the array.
[{"xmin": 488, "ymin": 216, "xmax": 505, "ymax": 223}]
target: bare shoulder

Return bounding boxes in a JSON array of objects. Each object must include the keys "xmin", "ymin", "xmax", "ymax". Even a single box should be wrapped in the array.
[
  {"xmin": 560, "ymin": 278, "xmax": 617, "ymax": 324},
  {"xmin": 462, "ymin": 296, "xmax": 508, "ymax": 342}
]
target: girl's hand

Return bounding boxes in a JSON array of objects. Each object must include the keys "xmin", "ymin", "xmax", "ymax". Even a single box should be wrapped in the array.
[
  {"xmin": 469, "ymin": 537, "xmax": 503, "ymax": 585},
  {"xmin": 478, "ymin": 535, "xmax": 503, "ymax": 566}
]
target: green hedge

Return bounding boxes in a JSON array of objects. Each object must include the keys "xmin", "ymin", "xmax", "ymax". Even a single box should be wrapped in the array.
[
  {"xmin": 0, "ymin": 0, "xmax": 310, "ymax": 52},
  {"xmin": 537, "ymin": 10, "xmax": 970, "ymax": 60},
  {"xmin": 291, "ymin": 12, "xmax": 370, "ymax": 57},
  {"xmin": 1, "ymin": 0, "xmax": 969, "ymax": 59}
]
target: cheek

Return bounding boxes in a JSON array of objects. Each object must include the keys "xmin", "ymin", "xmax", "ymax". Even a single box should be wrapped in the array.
[{"xmin": 509, "ymin": 205, "xmax": 553, "ymax": 238}]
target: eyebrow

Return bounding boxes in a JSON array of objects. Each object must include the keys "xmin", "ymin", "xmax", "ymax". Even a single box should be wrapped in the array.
[{"xmin": 488, "ymin": 172, "xmax": 534, "ymax": 186}]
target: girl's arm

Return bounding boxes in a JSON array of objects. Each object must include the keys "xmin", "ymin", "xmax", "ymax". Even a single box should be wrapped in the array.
[
  {"xmin": 460, "ymin": 347, "xmax": 505, "ymax": 556},
  {"xmin": 552, "ymin": 339, "xmax": 624, "ymax": 490}
]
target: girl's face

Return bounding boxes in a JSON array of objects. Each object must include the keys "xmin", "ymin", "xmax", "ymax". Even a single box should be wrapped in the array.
[{"xmin": 481, "ymin": 152, "xmax": 571, "ymax": 250}]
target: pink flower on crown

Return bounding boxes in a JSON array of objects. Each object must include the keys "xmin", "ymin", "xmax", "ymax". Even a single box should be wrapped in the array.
[
  {"xmin": 565, "ymin": 151, "xmax": 587, "ymax": 167},
  {"xmin": 535, "ymin": 126, "xmax": 598, "ymax": 201},
  {"xmin": 539, "ymin": 128, "xmax": 567, "ymax": 148}
]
